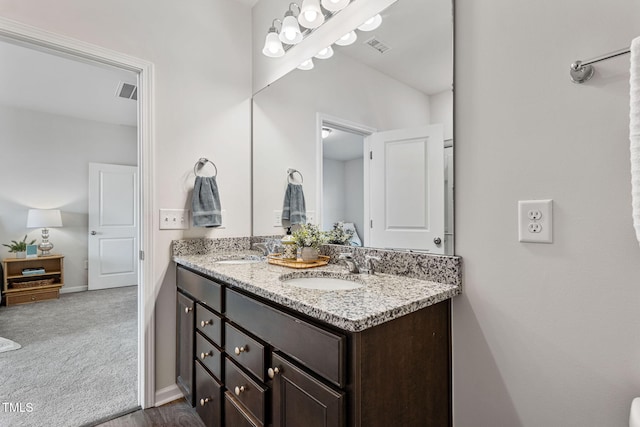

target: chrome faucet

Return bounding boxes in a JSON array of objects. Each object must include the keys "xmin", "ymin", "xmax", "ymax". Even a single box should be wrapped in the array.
[
  {"xmin": 251, "ymin": 242, "xmax": 268, "ymax": 256},
  {"xmin": 338, "ymin": 253, "xmax": 360, "ymax": 273},
  {"xmin": 364, "ymin": 255, "xmax": 381, "ymax": 275}
]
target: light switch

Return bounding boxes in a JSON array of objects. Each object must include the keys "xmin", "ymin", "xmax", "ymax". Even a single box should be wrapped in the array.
[
  {"xmin": 159, "ymin": 209, "xmax": 189, "ymax": 230},
  {"xmin": 518, "ymin": 200, "xmax": 553, "ymax": 243}
]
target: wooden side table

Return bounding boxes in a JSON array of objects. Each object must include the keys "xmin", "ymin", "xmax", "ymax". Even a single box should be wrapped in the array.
[{"xmin": 2, "ymin": 255, "xmax": 64, "ymax": 306}]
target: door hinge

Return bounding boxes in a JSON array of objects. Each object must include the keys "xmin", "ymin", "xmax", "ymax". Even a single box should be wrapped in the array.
[
  {"xmin": 369, "ymin": 151, "xmax": 373, "ymax": 160},
  {"xmin": 139, "ymin": 250, "xmax": 145, "ymax": 261},
  {"xmin": 370, "ymin": 219, "xmax": 373, "ymax": 228}
]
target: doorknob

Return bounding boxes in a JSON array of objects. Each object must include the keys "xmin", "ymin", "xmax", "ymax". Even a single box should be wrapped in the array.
[
  {"xmin": 90, "ymin": 231, "xmax": 97, "ymax": 235},
  {"xmin": 433, "ymin": 237, "xmax": 442, "ymax": 245}
]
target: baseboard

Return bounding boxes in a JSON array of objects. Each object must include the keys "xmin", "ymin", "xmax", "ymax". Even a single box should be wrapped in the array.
[
  {"xmin": 60, "ymin": 285, "xmax": 88, "ymax": 294},
  {"xmin": 155, "ymin": 384, "xmax": 183, "ymax": 407}
]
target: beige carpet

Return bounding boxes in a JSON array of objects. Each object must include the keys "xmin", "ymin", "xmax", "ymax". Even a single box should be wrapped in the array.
[{"xmin": 0, "ymin": 287, "xmax": 138, "ymax": 427}]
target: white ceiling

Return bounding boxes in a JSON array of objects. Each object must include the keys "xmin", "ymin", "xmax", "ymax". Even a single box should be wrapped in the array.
[
  {"xmin": 323, "ymin": 128, "xmax": 364, "ymax": 161},
  {"xmin": 335, "ymin": 0, "xmax": 453, "ymax": 95},
  {"xmin": 0, "ymin": 39, "xmax": 138, "ymax": 126}
]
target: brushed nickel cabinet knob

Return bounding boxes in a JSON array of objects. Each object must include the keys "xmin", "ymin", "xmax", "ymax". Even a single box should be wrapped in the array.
[
  {"xmin": 234, "ymin": 385, "xmax": 246, "ymax": 396},
  {"xmin": 184, "ymin": 307, "xmax": 192, "ymax": 314},
  {"xmin": 234, "ymin": 346, "xmax": 246, "ymax": 355},
  {"xmin": 268, "ymin": 367, "xmax": 280, "ymax": 379},
  {"xmin": 200, "ymin": 319, "xmax": 213, "ymax": 327},
  {"xmin": 200, "ymin": 397, "xmax": 211, "ymax": 406},
  {"xmin": 200, "ymin": 351, "xmax": 212, "ymax": 360}
]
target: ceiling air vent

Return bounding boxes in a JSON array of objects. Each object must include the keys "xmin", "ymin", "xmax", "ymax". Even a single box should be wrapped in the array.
[
  {"xmin": 364, "ymin": 37, "xmax": 392, "ymax": 54},
  {"xmin": 116, "ymin": 82, "xmax": 138, "ymax": 101}
]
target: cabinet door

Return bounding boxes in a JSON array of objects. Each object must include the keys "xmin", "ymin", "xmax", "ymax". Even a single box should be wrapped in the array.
[
  {"xmin": 271, "ymin": 353, "xmax": 345, "ymax": 427},
  {"xmin": 177, "ymin": 291, "xmax": 195, "ymax": 406},
  {"xmin": 195, "ymin": 361, "xmax": 222, "ymax": 427}
]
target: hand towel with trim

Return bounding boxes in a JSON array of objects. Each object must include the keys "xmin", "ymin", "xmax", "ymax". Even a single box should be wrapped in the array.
[
  {"xmin": 630, "ymin": 36, "xmax": 640, "ymax": 245},
  {"xmin": 192, "ymin": 176, "xmax": 222, "ymax": 227},
  {"xmin": 282, "ymin": 182, "xmax": 306, "ymax": 225}
]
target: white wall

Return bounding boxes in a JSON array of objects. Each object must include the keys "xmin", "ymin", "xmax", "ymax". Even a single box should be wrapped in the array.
[
  {"xmin": 0, "ymin": 106, "xmax": 137, "ymax": 292},
  {"xmin": 455, "ymin": 0, "xmax": 640, "ymax": 426},
  {"xmin": 0, "ymin": 0, "xmax": 252, "ymax": 391},
  {"xmin": 253, "ymin": 51, "xmax": 431, "ymax": 235},
  {"xmin": 430, "ymin": 88, "xmax": 453, "ymax": 141}
]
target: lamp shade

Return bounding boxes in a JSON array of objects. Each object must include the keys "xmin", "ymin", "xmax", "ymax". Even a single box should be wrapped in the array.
[
  {"xmin": 321, "ymin": 0, "xmax": 349, "ymax": 12},
  {"xmin": 335, "ymin": 30, "xmax": 357, "ymax": 46},
  {"xmin": 263, "ymin": 29, "xmax": 285, "ymax": 57},
  {"xmin": 298, "ymin": 0, "xmax": 324, "ymax": 29},
  {"xmin": 27, "ymin": 209, "xmax": 62, "ymax": 228},
  {"xmin": 358, "ymin": 13, "xmax": 382, "ymax": 31},
  {"xmin": 280, "ymin": 13, "xmax": 303, "ymax": 45}
]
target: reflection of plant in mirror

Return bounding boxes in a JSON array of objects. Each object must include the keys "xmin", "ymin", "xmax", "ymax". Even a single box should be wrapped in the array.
[
  {"xmin": 326, "ymin": 222, "xmax": 354, "ymax": 245},
  {"xmin": 2, "ymin": 235, "xmax": 36, "ymax": 252},
  {"xmin": 292, "ymin": 224, "xmax": 327, "ymax": 249}
]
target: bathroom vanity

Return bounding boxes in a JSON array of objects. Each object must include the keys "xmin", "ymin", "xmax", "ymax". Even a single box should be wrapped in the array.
[{"xmin": 174, "ymin": 248, "xmax": 460, "ymax": 427}]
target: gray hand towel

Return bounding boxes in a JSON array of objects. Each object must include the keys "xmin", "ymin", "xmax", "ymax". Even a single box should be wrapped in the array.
[
  {"xmin": 192, "ymin": 176, "xmax": 222, "ymax": 227},
  {"xmin": 282, "ymin": 183, "xmax": 306, "ymax": 225}
]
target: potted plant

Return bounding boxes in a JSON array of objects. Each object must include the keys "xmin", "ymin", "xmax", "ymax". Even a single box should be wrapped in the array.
[
  {"xmin": 3, "ymin": 235, "xmax": 36, "ymax": 258},
  {"xmin": 292, "ymin": 223, "xmax": 327, "ymax": 261},
  {"xmin": 326, "ymin": 222, "xmax": 355, "ymax": 245}
]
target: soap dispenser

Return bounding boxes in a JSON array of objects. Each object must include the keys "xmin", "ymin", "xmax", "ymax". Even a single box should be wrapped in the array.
[{"xmin": 281, "ymin": 227, "xmax": 296, "ymax": 260}]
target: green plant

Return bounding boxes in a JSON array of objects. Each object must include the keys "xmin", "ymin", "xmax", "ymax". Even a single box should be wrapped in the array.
[
  {"xmin": 326, "ymin": 222, "xmax": 354, "ymax": 245},
  {"xmin": 292, "ymin": 223, "xmax": 327, "ymax": 249},
  {"xmin": 2, "ymin": 235, "xmax": 36, "ymax": 253}
]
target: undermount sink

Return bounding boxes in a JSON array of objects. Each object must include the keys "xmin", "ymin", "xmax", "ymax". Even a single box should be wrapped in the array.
[{"xmin": 280, "ymin": 273, "xmax": 363, "ymax": 291}]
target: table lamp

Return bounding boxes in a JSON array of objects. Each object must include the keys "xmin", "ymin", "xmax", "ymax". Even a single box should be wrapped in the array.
[{"xmin": 26, "ymin": 209, "xmax": 62, "ymax": 256}]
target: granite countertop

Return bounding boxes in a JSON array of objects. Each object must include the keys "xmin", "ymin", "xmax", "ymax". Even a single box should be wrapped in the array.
[{"xmin": 173, "ymin": 252, "xmax": 461, "ymax": 332}]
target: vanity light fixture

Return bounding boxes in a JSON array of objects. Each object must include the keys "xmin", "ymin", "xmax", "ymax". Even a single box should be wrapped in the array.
[
  {"xmin": 297, "ymin": 58, "xmax": 315, "ymax": 70},
  {"xmin": 321, "ymin": 0, "xmax": 349, "ymax": 13},
  {"xmin": 357, "ymin": 13, "xmax": 382, "ymax": 31},
  {"xmin": 321, "ymin": 127, "xmax": 333, "ymax": 138},
  {"xmin": 279, "ymin": 4, "xmax": 303, "ymax": 45},
  {"xmin": 335, "ymin": 30, "xmax": 357, "ymax": 46},
  {"xmin": 314, "ymin": 46, "xmax": 334, "ymax": 59},
  {"xmin": 262, "ymin": 19, "xmax": 285, "ymax": 58},
  {"xmin": 298, "ymin": 0, "xmax": 324, "ymax": 29}
]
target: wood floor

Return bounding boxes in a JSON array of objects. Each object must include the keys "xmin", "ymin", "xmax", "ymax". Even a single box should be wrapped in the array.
[{"xmin": 94, "ymin": 400, "xmax": 204, "ymax": 427}]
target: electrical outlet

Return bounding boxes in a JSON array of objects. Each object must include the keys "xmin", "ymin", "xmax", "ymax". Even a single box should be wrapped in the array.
[
  {"xmin": 273, "ymin": 210, "xmax": 282, "ymax": 227},
  {"xmin": 518, "ymin": 200, "xmax": 553, "ymax": 243},
  {"xmin": 159, "ymin": 209, "xmax": 190, "ymax": 230}
]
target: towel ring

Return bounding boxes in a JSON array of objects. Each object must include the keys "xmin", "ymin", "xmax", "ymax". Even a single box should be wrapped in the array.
[
  {"xmin": 194, "ymin": 158, "xmax": 218, "ymax": 177},
  {"xmin": 287, "ymin": 168, "xmax": 303, "ymax": 183}
]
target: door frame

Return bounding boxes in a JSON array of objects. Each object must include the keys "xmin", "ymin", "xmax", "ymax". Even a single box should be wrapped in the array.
[
  {"xmin": 316, "ymin": 113, "xmax": 376, "ymax": 243},
  {"xmin": 0, "ymin": 17, "xmax": 156, "ymax": 408}
]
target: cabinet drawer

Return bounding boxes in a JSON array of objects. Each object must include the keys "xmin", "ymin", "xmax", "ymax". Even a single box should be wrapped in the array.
[
  {"xmin": 226, "ymin": 289, "xmax": 346, "ymax": 387},
  {"xmin": 196, "ymin": 303, "xmax": 222, "ymax": 346},
  {"xmin": 195, "ymin": 331, "xmax": 222, "ymax": 380},
  {"xmin": 225, "ymin": 357, "xmax": 267, "ymax": 424},
  {"xmin": 177, "ymin": 266, "xmax": 222, "ymax": 312},
  {"xmin": 224, "ymin": 392, "xmax": 263, "ymax": 427},
  {"xmin": 225, "ymin": 323, "xmax": 266, "ymax": 381},
  {"xmin": 5, "ymin": 288, "xmax": 60, "ymax": 305},
  {"xmin": 195, "ymin": 361, "xmax": 223, "ymax": 427}
]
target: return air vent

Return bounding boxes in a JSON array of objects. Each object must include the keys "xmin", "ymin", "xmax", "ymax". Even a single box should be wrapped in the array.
[
  {"xmin": 364, "ymin": 37, "xmax": 391, "ymax": 54},
  {"xmin": 116, "ymin": 82, "xmax": 138, "ymax": 101}
]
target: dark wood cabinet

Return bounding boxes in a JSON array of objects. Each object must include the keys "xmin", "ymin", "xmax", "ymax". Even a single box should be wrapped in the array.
[
  {"xmin": 176, "ymin": 291, "xmax": 195, "ymax": 406},
  {"xmin": 271, "ymin": 352, "xmax": 345, "ymax": 427},
  {"xmin": 176, "ymin": 264, "xmax": 451, "ymax": 427}
]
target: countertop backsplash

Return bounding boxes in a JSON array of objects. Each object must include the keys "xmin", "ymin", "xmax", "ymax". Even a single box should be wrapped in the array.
[{"xmin": 172, "ymin": 236, "xmax": 461, "ymax": 288}]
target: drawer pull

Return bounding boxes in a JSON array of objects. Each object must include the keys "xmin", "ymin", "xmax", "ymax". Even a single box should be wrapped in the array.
[
  {"xmin": 267, "ymin": 367, "xmax": 280, "ymax": 379},
  {"xmin": 184, "ymin": 307, "xmax": 193, "ymax": 314},
  {"xmin": 200, "ymin": 319, "xmax": 213, "ymax": 327},
  {"xmin": 234, "ymin": 385, "xmax": 247, "ymax": 396},
  {"xmin": 200, "ymin": 350, "xmax": 212, "ymax": 360},
  {"xmin": 200, "ymin": 397, "xmax": 211, "ymax": 406},
  {"xmin": 234, "ymin": 346, "xmax": 247, "ymax": 355}
]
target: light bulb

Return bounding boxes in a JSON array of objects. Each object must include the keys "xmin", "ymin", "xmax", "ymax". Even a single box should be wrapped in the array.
[
  {"xmin": 279, "ymin": 13, "xmax": 302, "ymax": 44},
  {"xmin": 321, "ymin": 0, "xmax": 349, "ymax": 12},
  {"xmin": 262, "ymin": 30, "xmax": 284, "ymax": 58},
  {"xmin": 314, "ymin": 46, "xmax": 334, "ymax": 59},
  {"xmin": 357, "ymin": 13, "xmax": 382, "ymax": 31},
  {"xmin": 297, "ymin": 58, "xmax": 314, "ymax": 70},
  {"xmin": 298, "ymin": 0, "xmax": 324, "ymax": 29},
  {"xmin": 335, "ymin": 31, "xmax": 357, "ymax": 46}
]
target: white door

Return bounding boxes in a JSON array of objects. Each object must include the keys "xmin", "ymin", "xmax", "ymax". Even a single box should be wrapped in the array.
[
  {"xmin": 367, "ymin": 125, "xmax": 445, "ymax": 253},
  {"xmin": 88, "ymin": 163, "xmax": 138, "ymax": 290}
]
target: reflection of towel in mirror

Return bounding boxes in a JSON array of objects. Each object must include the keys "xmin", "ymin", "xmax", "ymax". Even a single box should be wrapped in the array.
[
  {"xmin": 342, "ymin": 222, "xmax": 362, "ymax": 246},
  {"xmin": 192, "ymin": 176, "xmax": 222, "ymax": 227},
  {"xmin": 282, "ymin": 183, "xmax": 306, "ymax": 225}
]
